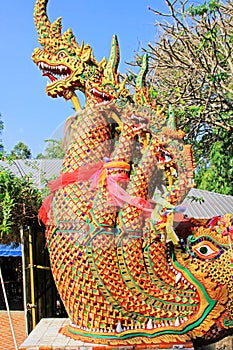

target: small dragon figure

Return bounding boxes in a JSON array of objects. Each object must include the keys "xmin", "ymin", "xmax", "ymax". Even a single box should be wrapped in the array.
[{"xmin": 33, "ymin": 0, "xmax": 233, "ymax": 347}]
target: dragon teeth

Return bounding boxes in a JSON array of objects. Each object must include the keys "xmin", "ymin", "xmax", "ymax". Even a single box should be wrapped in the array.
[
  {"xmin": 147, "ymin": 319, "xmax": 153, "ymax": 329},
  {"xmin": 168, "ymin": 257, "xmax": 196, "ymax": 290},
  {"xmin": 175, "ymin": 272, "xmax": 182, "ymax": 284},
  {"xmin": 116, "ymin": 322, "xmax": 123, "ymax": 333},
  {"xmin": 38, "ymin": 61, "xmax": 70, "ymax": 78},
  {"xmin": 175, "ymin": 317, "xmax": 180, "ymax": 327}
]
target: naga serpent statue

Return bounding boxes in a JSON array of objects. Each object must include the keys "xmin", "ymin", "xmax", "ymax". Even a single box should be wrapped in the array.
[{"xmin": 32, "ymin": 0, "xmax": 233, "ymax": 347}]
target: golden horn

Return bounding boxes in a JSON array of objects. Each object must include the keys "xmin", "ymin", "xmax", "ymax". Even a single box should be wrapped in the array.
[{"xmin": 34, "ymin": 0, "xmax": 51, "ymax": 39}]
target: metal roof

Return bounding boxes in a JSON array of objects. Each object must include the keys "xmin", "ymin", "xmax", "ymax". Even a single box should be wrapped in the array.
[
  {"xmin": 0, "ymin": 159, "xmax": 62, "ymax": 189},
  {"xmin": 182, "ymin": 187, "xmax": 233, "ymax": 219}
]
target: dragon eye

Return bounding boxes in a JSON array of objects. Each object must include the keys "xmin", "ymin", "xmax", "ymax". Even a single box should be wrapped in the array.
[
  {"xmin": 58, "ymin": 51, "xmax": 67, "ymax": 59},
  {"xmin": 192, "ymin": 241, "xmax": 220, "ymax": 259}
]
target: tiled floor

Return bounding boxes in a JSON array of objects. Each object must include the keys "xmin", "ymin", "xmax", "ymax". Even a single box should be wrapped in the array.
[
  {"xmin": 19, "ymin": 318, "xmax": 86, "ymax": 349},
  {"xmin": 0, "ymin": 311, "xmax": 27, "ymax": 350}
]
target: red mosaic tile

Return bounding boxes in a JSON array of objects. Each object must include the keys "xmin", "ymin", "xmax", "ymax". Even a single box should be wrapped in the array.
[{"xmin": 0, "ymin": 311, "xmax": 26, "ymax": 350}]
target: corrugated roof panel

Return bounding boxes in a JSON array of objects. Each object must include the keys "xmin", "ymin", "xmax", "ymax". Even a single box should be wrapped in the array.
[
  {"xmin": 182, "ymin": 188, "xmax": 233, "ymax": 219},
  {"xmin": 0, "ymin": 159, "xmax": 62, "ymax": 189}
]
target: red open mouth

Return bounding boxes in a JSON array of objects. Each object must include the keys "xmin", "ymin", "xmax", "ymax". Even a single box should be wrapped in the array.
[
  {"xmin": 37, "ymin": 61, "xmax": 72, "ymax": 82},
  {"xmin": 89, "ymin": 87, "xmax": 114, "ymax": 105},
  {"xmin": 130, "ymin": 113, "xmax": 149, "ymax": 131}
]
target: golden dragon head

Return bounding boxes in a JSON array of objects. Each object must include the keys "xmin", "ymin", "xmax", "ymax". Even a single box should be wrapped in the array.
[
  {"xmin": 172, "ymin": 213, "xmax": 233, "ymax": 345},
  {"xmin": 32, "ymin": 0, "xmax": 129, "ymax": 108}
]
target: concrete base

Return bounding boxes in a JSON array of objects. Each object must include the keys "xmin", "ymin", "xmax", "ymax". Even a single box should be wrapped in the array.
[
  {"xmin": 19, "ymin": 318, "xmax": 195, "ymax": 349},
  {"xmin": 18, "ymin": 318, "xmax": 233, "ymax": 350},
  {"xmin": 19, "ymin": 318, "xmax": 233, "ymax": 350}
]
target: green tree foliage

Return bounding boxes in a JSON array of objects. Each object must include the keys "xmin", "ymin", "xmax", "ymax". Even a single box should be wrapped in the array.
[
  {"xmin": 36, "ymin": 139, "xmax": 65, "ymax": 159},
  {"xmin": 130, "ymin": 0, "xmax": 233, "ymax": 194},
  {"xmin": 195, "ymin": 133, "xmax": 233, "ymax": 194},
  {"xmin": 10, "ymin": 141, "xmax": 32, "ymax": 159},
  {"xmin": 0, "ymin": 166, "xmax": 42, "ymax": 244}
]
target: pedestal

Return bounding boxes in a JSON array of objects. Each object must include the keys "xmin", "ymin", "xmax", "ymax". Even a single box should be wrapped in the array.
[{"xmin": 19, "ymin": 318, "xmax": 195, "ymax": 349}]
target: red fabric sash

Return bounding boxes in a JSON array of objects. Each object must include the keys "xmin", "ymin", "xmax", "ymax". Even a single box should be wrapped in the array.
[
  {"xmin": 38, "ymin": 162, "xmax": 104, "ymax": 225},
  {"xmin": 38, "ymin": 161, "xmax": 153, "ymax": 226}
]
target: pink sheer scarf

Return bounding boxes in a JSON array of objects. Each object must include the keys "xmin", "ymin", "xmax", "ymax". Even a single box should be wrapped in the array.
[{"xmin": 38, "ymin": 161, "xmax": 153, "ymax": 225}]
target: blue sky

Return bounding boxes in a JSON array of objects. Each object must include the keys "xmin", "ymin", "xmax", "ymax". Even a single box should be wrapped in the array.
[{"xmin": 0, "ymin": 0, "xmax": 168, "ymax": 157}]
